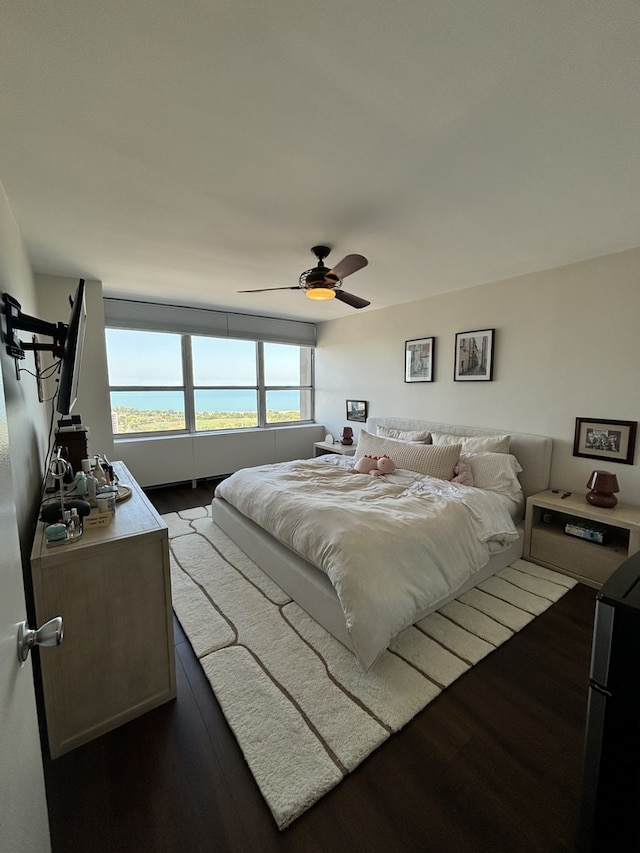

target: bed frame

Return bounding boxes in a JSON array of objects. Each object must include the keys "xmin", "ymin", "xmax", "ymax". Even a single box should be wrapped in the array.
[{"xmin": 212, "ymin": 417, "xmax": 552, "ymax": 655}]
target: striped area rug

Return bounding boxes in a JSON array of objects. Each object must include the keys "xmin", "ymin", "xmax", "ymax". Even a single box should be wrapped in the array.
[{"xmin": 163, "ymin": 506, "xmax": 576, "ymax": 830}]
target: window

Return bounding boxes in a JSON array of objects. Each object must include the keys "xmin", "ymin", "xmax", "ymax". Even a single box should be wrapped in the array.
[
  {"xmin": 106, "ymin": 329, "xmax": 186, "ymax": 434},
  {"xmin": 105, "ymin": 329, "xmax": 314, "ymax": 436},
  {"xmin": 263, "ymin": 342, "xmax": 312, "ymax": 425},
  {"xmin": 191, "ymin": 337, "xmax": 258, "ymax": 430}
]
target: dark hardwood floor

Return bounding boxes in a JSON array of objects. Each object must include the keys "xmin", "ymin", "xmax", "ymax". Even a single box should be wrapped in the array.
[{"xmin": 43, "ymin": 480, "xmax": 596, "ymax": 853}]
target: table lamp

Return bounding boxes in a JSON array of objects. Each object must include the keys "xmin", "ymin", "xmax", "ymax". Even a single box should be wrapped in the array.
[
  {"xmin": 585, "ymin": 470, "xmax": 619, "ymax": 508},
  {"xmin": 341, "ymin": 427, "xmax": 354, "ymax": 446}
]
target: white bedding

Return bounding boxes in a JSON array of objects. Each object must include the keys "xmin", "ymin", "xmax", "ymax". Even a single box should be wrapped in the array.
[{"xmin": 215, "ymin": 456, "xmax": 519, "ymax": 669}]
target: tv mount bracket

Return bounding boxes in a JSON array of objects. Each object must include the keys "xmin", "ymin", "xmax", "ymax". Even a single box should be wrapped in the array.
[{"xmin": 2, "ymin": 292, "xmax": 67, "ymax": 361}]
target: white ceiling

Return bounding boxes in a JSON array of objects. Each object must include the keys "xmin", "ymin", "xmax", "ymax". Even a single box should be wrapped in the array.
[{"xmin": 2, "ymin": 1, "xmax": 640, "ymax": 322}]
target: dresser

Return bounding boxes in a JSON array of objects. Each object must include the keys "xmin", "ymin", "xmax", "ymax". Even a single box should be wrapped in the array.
[{"xmin": 30, "ymin": 461, "xmax": 176, "ymax": 758}]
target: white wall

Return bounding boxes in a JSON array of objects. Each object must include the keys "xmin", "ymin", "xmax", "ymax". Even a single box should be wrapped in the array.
[
  {"xmin": 315, "ymin": 247, "xmax": 640, "ymax": 505},
  {"xmin": 0, "ymin": 187, "xmax": 50, "ymax": 555}
]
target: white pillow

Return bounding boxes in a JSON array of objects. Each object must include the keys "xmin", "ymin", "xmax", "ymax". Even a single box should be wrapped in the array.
[
  {"xmin": 432, "ymin": 432, "xmax": 511, "ymax": 454},
  {"xmin": 357, "ymin": 430, "xmax": 460, "ymax": 480},
  {"xmin": 462, "ymin": 452, "xmax": 523, "ymax": 499},
  {"xmin": 376, "ymin": 425, "xmax": 432, "ymax": 443}
]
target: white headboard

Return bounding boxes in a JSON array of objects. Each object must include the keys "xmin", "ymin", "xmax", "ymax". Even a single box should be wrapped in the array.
[{"xmin": 366, "ymin": 417, "xmax": 552, "ymax": 499}]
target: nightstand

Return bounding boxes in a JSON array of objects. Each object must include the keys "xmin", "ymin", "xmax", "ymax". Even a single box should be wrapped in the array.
[
  {"xmin": 313, "ymin": 441, "xmax": 357, "ymax": 457},
  {"xmin": 523, "ymin": 489, "xmax": 640, "ymax": 588}
]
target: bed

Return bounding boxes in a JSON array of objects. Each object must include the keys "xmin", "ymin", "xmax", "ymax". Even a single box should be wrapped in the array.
[{"xmin": 212, "ymin": 417, "xmax": 552, "ymax": 668}]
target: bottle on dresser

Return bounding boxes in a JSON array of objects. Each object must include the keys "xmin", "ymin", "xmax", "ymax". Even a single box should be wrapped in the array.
[
  {"xmin": 74, "ymin": 470, "xmax": 88, "ymax": 496},
  {"xmin": 93, "ymin": 456, "xmax": 107, "ymax": 487},
  {"xmin": 81, "ymin": 457, "xmax": 101, "ymax": 507}
]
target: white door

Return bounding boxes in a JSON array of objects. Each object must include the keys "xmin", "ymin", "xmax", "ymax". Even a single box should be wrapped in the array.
[{"xmin": 0, "ymin": 367, "xmax": 51, "ymax": 851}]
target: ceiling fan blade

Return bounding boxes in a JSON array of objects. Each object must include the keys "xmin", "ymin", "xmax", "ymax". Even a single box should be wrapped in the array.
[
  {"xmin": 237, "ymin": 286, "xmax": 300, "ymax": 293},
  {"xmin": 326, "ymin": 254, "xmax": 368, "ymax": 282},
  {"xmin": 334, "ymin": 290, "xmax": 370, "ymax": 309}
]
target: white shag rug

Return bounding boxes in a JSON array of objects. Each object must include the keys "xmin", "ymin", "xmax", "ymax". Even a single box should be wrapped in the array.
[{"xmin": 163, "ymin": 506, "xmax": 576, "ymax": 830}]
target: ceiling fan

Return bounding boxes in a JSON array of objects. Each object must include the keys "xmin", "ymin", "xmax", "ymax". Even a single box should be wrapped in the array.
[{"xmin": 238, "ymin": 246, "xmax": 370, "ymax": 309}]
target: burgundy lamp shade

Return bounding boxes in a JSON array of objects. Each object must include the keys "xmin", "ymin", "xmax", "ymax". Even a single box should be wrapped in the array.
[
  {"xmin": 341, "ymin": 426, "xmax": 354, "ymax": 446},
  {"xmin": 586, "ymin": 470, "xmax": 620, "ymax": 508}
]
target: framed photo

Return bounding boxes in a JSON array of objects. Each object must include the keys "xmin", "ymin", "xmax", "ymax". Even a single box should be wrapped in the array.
[
  {"xmin": 404, "ymin": 337, "xmax": 435, "ymax": 383},
  {"xmin": 573, "ymin": 418, "xmax": 637, "ymax": 465},
  {"xmin": 454, "ymin": 328, "xmax": 495, "ymax": 381},
  {"xmin": 346, "ymin": 400, "xmax": 367, "ymax": 423}
]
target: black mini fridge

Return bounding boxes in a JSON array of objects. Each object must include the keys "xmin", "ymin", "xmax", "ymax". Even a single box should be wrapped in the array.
[{"xmin": 580, "ymin": 550, "xmax": 640, "ymax": 852}]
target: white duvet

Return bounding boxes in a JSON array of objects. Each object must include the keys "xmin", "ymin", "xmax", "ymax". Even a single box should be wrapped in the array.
[{"xmin": 215, "ymin": 455, "xmax": 520, "ymax": 668}]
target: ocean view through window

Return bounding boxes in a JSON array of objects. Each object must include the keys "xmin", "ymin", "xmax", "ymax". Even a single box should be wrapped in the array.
[{"xmin": 106, "ymin": 329, "xmax": 314, "ymax": 435}]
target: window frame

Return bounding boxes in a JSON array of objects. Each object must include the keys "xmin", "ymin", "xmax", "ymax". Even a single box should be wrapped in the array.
[{"xmin": 106, "ymin": 328, "xmax": 315, "ymax": 438}]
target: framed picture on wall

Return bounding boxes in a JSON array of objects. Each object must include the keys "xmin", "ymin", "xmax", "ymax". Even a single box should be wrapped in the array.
[
  {"xmin": 573, "ymin": 417, "xmax": 637, "ymax": 465},
  {"xmin": 346, "ymin": 400, "xmax": 368, "ymax": 422},
  {"xmin": 454, "ymin": 328, "xmax": 495, "ymax": 381},
  {"xmin": 404, "ymin": 337, "xmax": 435, "ymax": 382}
]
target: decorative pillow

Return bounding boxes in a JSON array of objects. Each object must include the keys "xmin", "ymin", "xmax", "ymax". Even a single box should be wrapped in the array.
[
  {"xmin": 356, "ymin": 430, "xmax": 460, "ymax": 480},
  {"xmin": 432, "ymin": 432, "xmax": 511, "ymax": 454},
  {"xmin": 376, "ymin": 425, "xmax": 432, "ymax": 443},
  {"xmin": 462, "ymin": 452, "xmax": 523, "ymax": 499},
  {"xmin": 451, "ymin": 459, "xmax": 474, "ymax": 486}
]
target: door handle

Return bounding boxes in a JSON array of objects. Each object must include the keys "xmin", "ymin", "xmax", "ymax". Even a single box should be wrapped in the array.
[{"xmin": 17, "ymin": 616, "xmax": 64, "ymax": 664}]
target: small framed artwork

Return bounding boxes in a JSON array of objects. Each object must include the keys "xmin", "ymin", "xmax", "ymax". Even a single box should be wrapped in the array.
[
  {"xmin": 573, "ymin": 418, "xmax": 637, "ymax": 465},
  {"xmin": 346, "ymin": 400, "xmax": 368, "ymax": 422},
  {"xmin": 454, "ymin": 328, "xmax": 495, "ymax": 381},
  {"xmin": 404, "ymin": 337, "xmax": 435, "ymax": 383}
]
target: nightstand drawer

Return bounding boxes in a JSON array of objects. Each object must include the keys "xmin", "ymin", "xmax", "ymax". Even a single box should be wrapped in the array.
[{"xmin": 531, "ymin": 526, "xmax": 627, "ymax": 585}]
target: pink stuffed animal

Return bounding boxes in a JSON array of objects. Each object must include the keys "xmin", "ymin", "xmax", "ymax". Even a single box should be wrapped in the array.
[
  {"xmin": 349, "ymin": 454, "xmax": 396, "ymax": 476},
  {"xmin": 372, "ymin": 455, "xmax": 396, "ymax": 476},
  {"xmin": 348, "ymin": 454, "xmax": 379, "ymax": 474}
]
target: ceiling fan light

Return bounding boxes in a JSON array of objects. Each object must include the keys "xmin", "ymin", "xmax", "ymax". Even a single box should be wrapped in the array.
[{"xmin": 306, "ymin": 287, "xmax": 335, "ymax": 301}]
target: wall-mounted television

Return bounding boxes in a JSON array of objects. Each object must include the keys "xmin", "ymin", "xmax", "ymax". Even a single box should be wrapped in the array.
[
  {"xmin": 56, "ymin": 279, "xmax": 86, "ymax": 415},
  {"xmin": 2, "ymin": 278, "xmax": 87, "ymax": 415}
]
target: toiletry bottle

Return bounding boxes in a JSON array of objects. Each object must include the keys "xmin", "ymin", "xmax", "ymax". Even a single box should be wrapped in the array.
[
  {"xmin": 94, "ymin": 456, "xmax": 106, "ymax": 487},
  {"xmin": 86, "ymin": 468, "xmax": 98, "ymax": 507},
  {"xmin": 70, "ymin": 507, "xmax": 79, "ymax": 534},
  {"xmin": 74, "ymin": 470, "xmax": 88, "ymax": 496}
]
